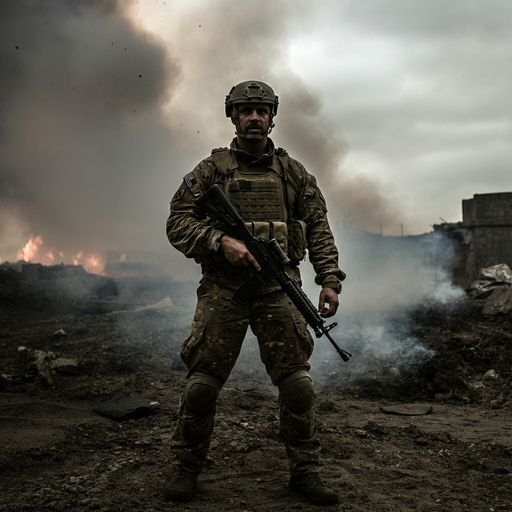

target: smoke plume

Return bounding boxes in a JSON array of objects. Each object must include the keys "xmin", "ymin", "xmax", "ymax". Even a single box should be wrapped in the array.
[
  {"xmin": 0, "ymin": 0, "xmax": 180, "ymax": 266},
  {"xmin": 1, "ymin": 0, "xmax": 407, "ymax": 270},
  {"xmin": 157, "ymin": 0, "xmax": 406, "ymax": 236}
]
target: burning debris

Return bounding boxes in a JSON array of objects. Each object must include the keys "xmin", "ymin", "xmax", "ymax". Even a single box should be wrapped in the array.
[{"xmin": 17, "ymin": 236, "xmax": 106, "ymax": 275}]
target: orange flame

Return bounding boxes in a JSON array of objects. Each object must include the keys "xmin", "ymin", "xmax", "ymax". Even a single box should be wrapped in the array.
[
  {"xmin": 18, "ymin": 235, "xmax": 44, "ymax": 262},
  {"xmin": 17, "ymin": 235, "xmax": 106, "ymax": 275}
]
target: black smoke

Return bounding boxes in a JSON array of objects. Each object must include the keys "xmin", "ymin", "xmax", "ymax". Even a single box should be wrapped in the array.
[{"xmin": 0, "ymin": 0, "xmax": 180, "ymax": 262}]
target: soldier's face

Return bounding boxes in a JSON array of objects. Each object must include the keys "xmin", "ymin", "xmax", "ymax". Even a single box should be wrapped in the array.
[{"xmin": 232, "ymin": 103, "xmax": 271, "ymax": 137}]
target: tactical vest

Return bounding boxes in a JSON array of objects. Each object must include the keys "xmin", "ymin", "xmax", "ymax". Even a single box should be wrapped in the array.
[{"xmin": 210, "ymin": 147, "xmax": 307, "ymax": 263}]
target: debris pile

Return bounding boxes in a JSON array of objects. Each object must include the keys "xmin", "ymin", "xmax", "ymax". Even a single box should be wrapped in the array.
[
  {"xmin": 0, "ymin": 262, "xmax": 117, "ymax": 312},
  {"xmin": 1, "ymin": 344, "xmax": 81, "ymax": 389},
  {"xmin": 468, "ymin": 263, "xmax": 512, "ymax": 315}
]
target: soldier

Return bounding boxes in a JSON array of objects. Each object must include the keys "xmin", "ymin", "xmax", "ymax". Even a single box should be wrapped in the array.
[{"xmin": 165, "ymin": 80, "xmax": 346, "ymax": 505}]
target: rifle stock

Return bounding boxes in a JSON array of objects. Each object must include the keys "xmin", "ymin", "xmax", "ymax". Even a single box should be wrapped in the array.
[{"xmin": 195, "ymin": 184, "xmax": 352, "ymax": 362}]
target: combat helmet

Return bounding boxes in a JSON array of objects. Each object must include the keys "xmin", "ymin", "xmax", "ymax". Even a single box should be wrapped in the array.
[{"xmin": 225, "ymin": 80, "xmax": 279, "ymax": 118}]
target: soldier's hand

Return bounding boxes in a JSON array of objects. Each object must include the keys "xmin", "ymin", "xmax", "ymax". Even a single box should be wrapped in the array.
[
  {"xmin": 220, "ymin": 235, "xmax": 261, "ymax": 271},
  {"xmin": 318, "ymin": 287, "xmax": 339, "ymax": 318}
]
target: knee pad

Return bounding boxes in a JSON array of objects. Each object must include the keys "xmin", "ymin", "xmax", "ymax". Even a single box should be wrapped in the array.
[
  {"xmin": 279, "ymin": 370, "xmax": 315, "ymax": 414},
  {"xmin": 183, "ymin": 372, "xmax": 222, "ymax": 416}
]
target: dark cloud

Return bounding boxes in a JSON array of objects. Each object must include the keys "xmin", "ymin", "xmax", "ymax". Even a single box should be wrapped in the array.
[{"xmin": 0, "ymin": 0, "xmax": 181, "ymax": 260}]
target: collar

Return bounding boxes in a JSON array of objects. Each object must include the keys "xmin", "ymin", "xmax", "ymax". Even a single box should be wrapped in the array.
[{"xmin": 229, "ymin": 138, "xmax": 281, "ymax": 174}]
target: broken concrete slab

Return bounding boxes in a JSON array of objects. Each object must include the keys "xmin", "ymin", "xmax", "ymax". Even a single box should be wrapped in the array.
[
  {"xmin": 469, "ymin": 263, "xmax": 512, "ymax": 299},
  {"xmin": 482, "ymin": 286, "xmax": 512, "ymax": 315},
  {"xmin": 380, "ymin": 403, "xmax": 433, "ymax": 416},
  {"xmin": 479, "ymin": 263, "xmax": 512, "ymax": 284},
  {"xmin": 92, "ymin": 393, "xmax": 160, "ymax": 421},
  {"xmin": 468, "ymin": 263, "xmax": 512, "ymax": 314}
]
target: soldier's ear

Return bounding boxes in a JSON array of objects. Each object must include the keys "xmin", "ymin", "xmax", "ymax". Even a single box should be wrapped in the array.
[{"xmin": 230, "ymin": 105, "xmax": 239, "ymax": 125}]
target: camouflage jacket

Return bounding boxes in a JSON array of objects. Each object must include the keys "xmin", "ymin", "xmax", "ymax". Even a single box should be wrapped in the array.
[{"xmin": 167, "ymin": 138, "xmax": 346, "ymax": 293}]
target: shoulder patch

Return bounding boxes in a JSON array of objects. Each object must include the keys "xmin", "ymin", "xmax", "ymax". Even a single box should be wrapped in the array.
[
  {"xmin": 172, "ymin": 186, "xmax": 186, "ymax": 202},
  {"xmin": 184, "ymin": 171, "xmax": 197, "ymax": 188}
]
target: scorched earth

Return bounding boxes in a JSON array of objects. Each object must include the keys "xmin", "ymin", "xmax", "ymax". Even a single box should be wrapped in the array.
[{"xmin": 0, "ymin": 266, "xmax": 511, "ymax": 511}]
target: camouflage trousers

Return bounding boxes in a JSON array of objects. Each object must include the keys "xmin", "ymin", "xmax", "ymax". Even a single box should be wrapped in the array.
[{"xmin": 171, "ymin": 279, "xmax": 321, "ymax": 477}]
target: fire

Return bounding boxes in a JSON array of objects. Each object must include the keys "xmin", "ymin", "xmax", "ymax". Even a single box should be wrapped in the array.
[
  {"xmin": 17, "ymin": 235, "xmax": 106, "ymax": 275},
  {"xmin": 18, "ymin": 235, "xmax": 44, "ymax": 262}
]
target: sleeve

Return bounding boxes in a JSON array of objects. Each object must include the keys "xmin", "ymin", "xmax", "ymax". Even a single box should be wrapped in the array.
[
  {"xmin": 166, "ymin": 160, "xmax": 225, "ymax": 259},
  {"xmin": 294, "ymin": 164, "xmax": 347, "ymax": 288}
]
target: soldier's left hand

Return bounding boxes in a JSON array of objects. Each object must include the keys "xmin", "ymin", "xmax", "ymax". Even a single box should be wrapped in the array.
[{"xmin": 318, "ymin": 287, "xmax": 339, "ymax": 318}]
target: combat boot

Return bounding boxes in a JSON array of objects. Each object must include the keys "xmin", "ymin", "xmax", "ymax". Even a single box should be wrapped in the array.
[
  {"xmin": 164, "ymin": 469, "xmax": 198, "ymax": 502},
  {"xmin": 289, "ymin": 473, "xmax": 339, "ymax": 506}
]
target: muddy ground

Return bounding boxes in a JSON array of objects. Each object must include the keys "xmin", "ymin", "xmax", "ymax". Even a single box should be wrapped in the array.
[{"xmin": 0, "ymin": 268, "xmax": 511, "ymax": 511}]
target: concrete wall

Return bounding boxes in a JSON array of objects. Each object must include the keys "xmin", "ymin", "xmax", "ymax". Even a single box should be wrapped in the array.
[{"xmin": 463, "ymin": 192, "xmax": 512, "ymax": 284}]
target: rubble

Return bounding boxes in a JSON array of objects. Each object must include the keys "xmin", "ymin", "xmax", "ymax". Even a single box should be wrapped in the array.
[
  {"xmin": 92, "ymin": 394, "xmax": 160, "ymax": 421},
  {"xmin": 468, "ymin": 263, "xmax": 512, "ymax": 315},
  {"xmin": 0, "ymin": 262, "xmax": 118, "ymax": 312},
  {"xmin": 379, "ymin": 403, "xmax": 433, "ymax": 416},
  {"xmin": 33, "ymin": 349, "xmax": 56, "ymax": 387}
]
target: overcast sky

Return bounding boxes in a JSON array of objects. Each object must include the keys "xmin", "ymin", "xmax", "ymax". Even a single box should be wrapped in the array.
[
  {"xmin": 1, "ymin": 0, "xmax": 511, "ymax": 271},
  {"xmin": 133, "ymin": 0, "xmax": 512, "ymax": 235},
  {"xmin": 287, "ymin": 0, "xmax": 512, "ymax": 232}
]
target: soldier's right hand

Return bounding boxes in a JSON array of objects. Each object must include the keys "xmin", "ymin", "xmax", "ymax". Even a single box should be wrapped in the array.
[{"xmin": 220, "ymin": 235, "xmax": 261, "ymax": 271}]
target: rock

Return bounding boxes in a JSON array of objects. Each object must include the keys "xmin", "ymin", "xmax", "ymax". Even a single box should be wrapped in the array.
[
  {"xmin": 49, "ymin": 329, "xmax": 68, "ymax": 340},
  {"xmin": 51, "ymin": 357, "xmax": 80, "ymax": 374},
  {"xmin": 92, "ymin": 394, "xmax": 160, "ymax": 421},
  {"xmin": 380, "ymin": 404, "xmax": 433, "ymax": 416},
  {"xmin": 33, "ymin": 349, "xmax": 55, "ymax": 387}
]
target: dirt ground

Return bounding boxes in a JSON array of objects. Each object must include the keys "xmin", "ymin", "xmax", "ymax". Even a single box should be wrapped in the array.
[{"xmin": 1, "ymin": 270, "xmax": 511, "ymax": 511}]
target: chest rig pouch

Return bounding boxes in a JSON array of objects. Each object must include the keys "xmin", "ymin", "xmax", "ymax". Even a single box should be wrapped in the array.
[
  {"xmin": 210, "ymin": 147, "xmax": 308, "ymax": 264},
  {"xmin": 226, "ymin": 170, "xmax": 289, "ymax": 254}
]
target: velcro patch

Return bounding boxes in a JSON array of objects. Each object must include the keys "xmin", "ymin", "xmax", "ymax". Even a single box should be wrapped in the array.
[{"xmin": 184, "ymin": 171, "xmax": 197, "ymax": 188}]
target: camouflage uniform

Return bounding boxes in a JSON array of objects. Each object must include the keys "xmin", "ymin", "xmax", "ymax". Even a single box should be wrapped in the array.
[{"xmin": 167, "ymin": 138, "xmax": 345, "ymax": 478}]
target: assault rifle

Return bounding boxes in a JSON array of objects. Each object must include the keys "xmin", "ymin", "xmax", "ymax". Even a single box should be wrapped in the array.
[{"xmin": 195, "ymin": 184, "xmax": 352, "ymax": 362}]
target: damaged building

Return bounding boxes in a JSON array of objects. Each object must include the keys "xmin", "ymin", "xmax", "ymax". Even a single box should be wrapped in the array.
[{"xmin": 436, "ymin": 192, "xmax": 512, "ymax": 289}]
